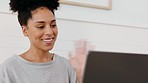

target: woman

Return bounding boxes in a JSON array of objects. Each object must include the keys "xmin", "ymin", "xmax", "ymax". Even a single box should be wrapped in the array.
[{"xmin": 0, "ymin": 0, "xmax": 77, "ymax": 83}]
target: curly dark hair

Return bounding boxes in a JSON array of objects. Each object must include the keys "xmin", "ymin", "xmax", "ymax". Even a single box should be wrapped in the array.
[{"xmin": 9, "ymin": 0, "xmax": 60, "ymax": 26}]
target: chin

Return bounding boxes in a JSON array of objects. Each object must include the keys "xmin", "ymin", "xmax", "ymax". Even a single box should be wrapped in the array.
[{"xmin": 43, "ymin": 46, "xmax": 54, "ymax": 52}]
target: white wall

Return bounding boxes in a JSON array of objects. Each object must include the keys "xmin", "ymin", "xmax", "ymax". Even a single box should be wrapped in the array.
[
  {"xmin": 0, "ymin": 0, "xmax": 148, "ymax": 64},
  {"xmin": 56, "ymin": 0, "xmax": 148, "ymax": 28}
]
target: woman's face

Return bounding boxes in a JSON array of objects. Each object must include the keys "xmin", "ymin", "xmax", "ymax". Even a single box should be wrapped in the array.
[{"xmin": 22, "ymin": 7, "xmax": 58, "ymax": 51}]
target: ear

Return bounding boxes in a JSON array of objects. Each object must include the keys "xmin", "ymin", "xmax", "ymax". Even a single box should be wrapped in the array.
[{"xmin": 22, "ymin": 25, "xmax": 28, "ymax": 37}]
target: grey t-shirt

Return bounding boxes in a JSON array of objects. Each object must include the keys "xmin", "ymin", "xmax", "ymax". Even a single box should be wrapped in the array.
[{"xmin": 0, "ymin": 54, "xmax": 78, "ymax": 83}]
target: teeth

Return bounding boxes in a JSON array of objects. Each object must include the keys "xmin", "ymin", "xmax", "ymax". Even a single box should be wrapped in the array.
[{"xmin": 43, "ymin": 39, "xmax": 52, "ymax": 42}]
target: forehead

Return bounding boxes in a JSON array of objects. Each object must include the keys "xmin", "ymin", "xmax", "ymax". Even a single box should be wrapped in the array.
[{"xmin": 30, "ymin": 7, "xmax": 55, "ymax": 22}]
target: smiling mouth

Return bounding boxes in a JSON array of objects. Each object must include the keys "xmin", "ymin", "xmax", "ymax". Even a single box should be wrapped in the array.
[
  {"xmin": 42, "ymin": 39, "xmax": 53, "ymax": 42},
  {"xmin": 42, "ymin": 37, "xmax": 54, "ymax": 42}
]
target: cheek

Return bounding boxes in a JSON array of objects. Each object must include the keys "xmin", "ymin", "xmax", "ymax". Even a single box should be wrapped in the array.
[
  {"xmin": 53, "ymin": 28, "xmax": 58, "ymax": 35},
  {"xmin": 29, "ymin": 30, "xmax": 43, "ymax": 39},
  {"xmin": 35, "ymin": 32, "xmax": 44, "ymax": 38}
]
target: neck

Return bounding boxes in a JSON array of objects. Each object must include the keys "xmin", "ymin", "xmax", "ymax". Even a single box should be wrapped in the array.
[{"xmin": 20, "ymin": 47, "xmax": 53, "ymax": 62}]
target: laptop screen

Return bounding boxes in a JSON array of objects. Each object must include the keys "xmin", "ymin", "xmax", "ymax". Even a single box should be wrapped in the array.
[{"xmin": 83, "ymin": 51, "xmax": 148, "ymax": 83}]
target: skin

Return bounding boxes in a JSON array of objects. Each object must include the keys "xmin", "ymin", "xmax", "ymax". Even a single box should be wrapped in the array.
[
  {"xmin": 20, "ymin": 7, "xmax": 58, "ymax": 62},
  {"xmin": 69, "ymin": 40, "xmax": 95, "ymax": 83}
]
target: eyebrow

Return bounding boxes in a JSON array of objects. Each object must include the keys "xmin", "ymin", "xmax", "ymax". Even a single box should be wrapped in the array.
[{"xmin": 35, "ymin": 20, "xmax": 56, "ymax": 23}]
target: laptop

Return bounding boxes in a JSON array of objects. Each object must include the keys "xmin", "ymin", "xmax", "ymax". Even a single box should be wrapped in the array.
[{"xmin": 83, "ymin": 51, "xmax": 148, "ymax": 83}]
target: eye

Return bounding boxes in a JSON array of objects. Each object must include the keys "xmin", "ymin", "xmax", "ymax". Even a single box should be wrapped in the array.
[
  {"xmin": 37, "ymin": 25, "xmax": 44, "ymax": 29},
  {"xmin": 51, "ymin": 24, "xmax": 57, "ymax": 28}
]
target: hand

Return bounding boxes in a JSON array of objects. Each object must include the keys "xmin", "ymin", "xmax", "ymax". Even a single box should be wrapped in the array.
[{"xmin": 69, "ymin": 40, "xmax": 95, "ymax": 83}]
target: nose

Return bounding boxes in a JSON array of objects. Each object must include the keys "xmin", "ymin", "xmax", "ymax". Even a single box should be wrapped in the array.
[{"xmin": 44, "ymin": 26, "xmax": 53, "ymax": 36}]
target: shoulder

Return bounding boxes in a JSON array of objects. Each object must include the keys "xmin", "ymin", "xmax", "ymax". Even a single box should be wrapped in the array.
[
  {"xmin": 55, "ymin": 54, "xmax": 70, "ymax": 65},
  {"xmin": 55, "ymin": 54, "xmax": 76, "ymax": 73},
  {"xmin": 0, "ymin": 55, "xmax": 17, "ymax": 71},
  {"xmin": 54, "ymin": 54, "xmax": 76, "ymax": 74},
  {"xmin": 54, "ymin": 54, "xmax": 78, "ymax": 83},
  {"xmin": 0, "ymin": 56, "xmax": 16, "ymax": 81}
]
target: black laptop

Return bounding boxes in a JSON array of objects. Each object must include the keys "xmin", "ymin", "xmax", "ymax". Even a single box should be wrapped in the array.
[{"xmin": 83, "ymin": 51, "xmax": 148, "ymax": 83}]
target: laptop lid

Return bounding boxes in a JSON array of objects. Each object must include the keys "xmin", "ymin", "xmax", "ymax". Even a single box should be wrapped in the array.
[{"xmin": 83, "ymin": 51, "xmax": 148, "ymax": 83}]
